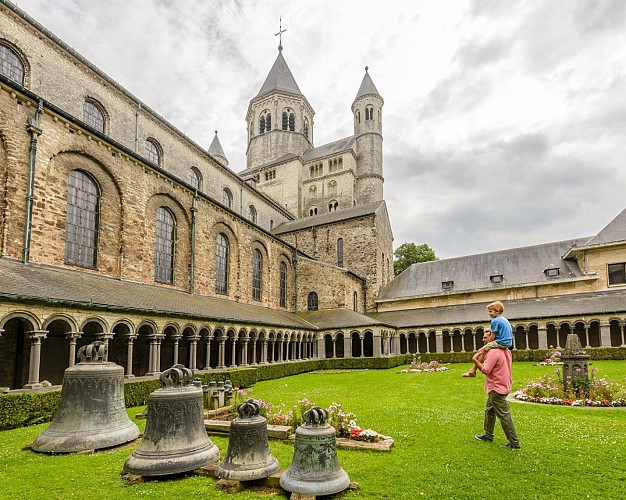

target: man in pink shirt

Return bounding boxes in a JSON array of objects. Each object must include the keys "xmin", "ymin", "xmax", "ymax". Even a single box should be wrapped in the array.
[{"xmin": 472, "ymin": 330, "xmax": 521, "ymax": 449}]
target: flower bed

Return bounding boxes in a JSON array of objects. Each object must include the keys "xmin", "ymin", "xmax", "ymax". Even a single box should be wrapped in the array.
[
  {"xmin": 514, "ymin": 367, "xmax": 626, "ymax": 407},
  {"xmin": 399, "ymin": 356, "xmax": 448, "ymax": 373},
  {"xmin": 533, "ymin": 349, "xmax": 562, "ymax": 366}
]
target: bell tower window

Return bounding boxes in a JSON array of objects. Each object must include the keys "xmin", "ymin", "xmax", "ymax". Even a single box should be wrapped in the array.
[{"xmin": 282, "ymin": 109, "xmax": 295, "ymax": 131}]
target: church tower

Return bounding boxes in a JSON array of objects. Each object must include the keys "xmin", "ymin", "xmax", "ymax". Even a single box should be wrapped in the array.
[
  {"xmin": 352, "ymin": 67, "xmax": 384, "ymax": 205},
  {"xmin": 245, "ymin": 45, "xmax": 315, "ymax": 169}
]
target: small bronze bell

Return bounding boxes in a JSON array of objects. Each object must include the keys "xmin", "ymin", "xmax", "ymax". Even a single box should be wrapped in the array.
[
  {"xmin": 32, "ymin": 341, "xmax": 139, "ymax": 453},
  {"xmin": 123, "ymin": 364, "xmax": 219, "ymax": 476},
  {"xmin": 280, "ymin": 406, "xmax": 350, "ymax": 496},
  {"xmin": 216, "ymin": 399, "xmax": 280, "ymax": 481}
]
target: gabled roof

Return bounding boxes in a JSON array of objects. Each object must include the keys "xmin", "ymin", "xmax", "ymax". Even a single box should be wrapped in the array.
[
  {"xmin": 354, "ymin": 67, "xmax": 381, "ymax": 101},
  {"xmin": 272, "ymin": 201, "xmax": 386, "ymax": 234},
  {"xmin": 253, "ymin": 48, "xmax": 303, "ymax": 101},
  {"xmin": 301, "ymin": 136, "xmax": 355, "ymax": 163},
  {"xmin": 583, "ymin": 207, "xmax": 626, "ymax": 247},
  {"xmin": 377, "ymin": 238, "xmax": 589, "ymax": 302}
]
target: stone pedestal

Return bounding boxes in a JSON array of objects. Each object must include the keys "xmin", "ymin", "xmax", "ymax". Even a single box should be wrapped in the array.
[{"xmin": 560, "ymin": 333, "xmax": 590, "ymax": 391}]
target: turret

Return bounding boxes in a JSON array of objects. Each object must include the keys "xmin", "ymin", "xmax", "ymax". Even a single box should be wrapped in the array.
[
  {"xmin": 351, "ymin": 66, "xmax": 384, "ymax": 204},
  {"xmin": 208, "ymin": 130, "xmax": 228, "ymax": 168},
  {"xmin": 245, "ymin": 46, "xmax": 314, "ymax": 168}
]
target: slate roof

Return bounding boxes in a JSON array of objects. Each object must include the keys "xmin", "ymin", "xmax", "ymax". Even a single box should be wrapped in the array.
[
  {"xmin": 272, "ymin": 201, "xmax": 386, "ymax": 234},
  {"xmin": 582, "ymin": 207, "xmax": 626, "ymax": 247},
  {"xmin": 296, "ymin": 308, "xmax": 390, "ymax": 330},
  {"xmin": 377, "ymin": 238, "xmax": 589, "ymax": 301},
  {"xmin": 371, "ymin": 289, "xmax": 626, "ymax": 328},
  {"xmin": 208, "ymin": 131, "xmax": 226, "ymax": 159},
  {"xmin": 301, "ymin": 136, "xmax": 356, "ymax": 163},
  {"xmin": 253, "ymin": 48, "xmax": 303, "ymax": 101},
  {"xmin": 0, "ymin": 258, "xmax": 314, "ymax": 329},
  {"xmin": 355, "ymin": 68, "xmax": 381, "ymax": 101}
]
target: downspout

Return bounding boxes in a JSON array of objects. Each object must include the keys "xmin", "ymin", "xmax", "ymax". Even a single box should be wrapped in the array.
[
  {"xmin": 189, "ymin": 192, "xmax": 198, "ymax": 294},
  {"xmin": 134, "ymin": 102, "xmax": 141, "ymax": 153},
  {"xmin": 292, "ymin": 240, "xmax": 299, "ymax": 312},
  {"xmin": 23, "ymin": 99, "xmax": 43, "ymax": 264}
]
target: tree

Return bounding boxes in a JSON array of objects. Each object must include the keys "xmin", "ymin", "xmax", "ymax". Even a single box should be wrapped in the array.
[{"xmin": 393, "ymin": 242, "xmax": 438, "ymax": 276}]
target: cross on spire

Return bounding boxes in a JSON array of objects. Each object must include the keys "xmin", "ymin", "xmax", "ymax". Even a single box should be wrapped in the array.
[{"xmin": 275, "ymin": 16, "xmax": 286, "ymax": 51}]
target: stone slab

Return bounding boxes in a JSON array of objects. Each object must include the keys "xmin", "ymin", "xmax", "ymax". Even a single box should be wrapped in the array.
[{"xmin": 204, "ymin": 419, "xmax": 293, "ymax": 439}]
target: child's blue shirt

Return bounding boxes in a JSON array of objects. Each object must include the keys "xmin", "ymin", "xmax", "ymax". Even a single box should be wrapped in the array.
[{"xmin": 491, "ymin": 315, "xmax": 513, "ymax": 347}]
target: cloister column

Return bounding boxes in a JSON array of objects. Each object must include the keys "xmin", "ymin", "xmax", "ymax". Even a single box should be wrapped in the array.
[
  {"xmin": 599, "ymin": 322, "xmax": 611, "ymax": 347},
  {"xmin": 360, "ymin": 336, "xmax": 364, "ymax": 357},
  {"xmin": 426, "ymin": 335, "xmax": 431, "ymax": 353},
  {"xmin": 189, "ymin": 335, "xmax": 199, "ymax": 370},
  {"xmin": 125, "ymin": 334, "xmax": 137, "ymax": 378},
  {"xmin": 373, "ymin": 331, "xmax": 382, "ymax": 357},
  {"xmin": 205, "ymin": 337, "xmax": 212, "ymax": 370},
  {"xmin": 261, "ymin": 339, "xmax": 268, "ymax": 364},
  {"xmin": 346, "ymin": 335, "xmax": 353, "ymax": 358},
  {"xmin": 537, "ymin": 326, "xmax": 548, "ymax": 349},
  {"xmin": 172, "ymin": 335, "xmax": 181, "ymax": 366},
  {"xmin": 278, "ymin": 339, "xmax": 284, "ymax": 362},
  {"xmin": 24, "ymin": 330, "xmax": 48, "ymax": 389},
  {"xmin": 230, "ymin": 338, "xmax": 237, "ymax": 367},
  {"xmin": 241, "ymin": 336, "xmax": 249, "ymax": 366},
  {"xmin": 525, "ymin": 330, "xmax": 530, "ymax": 350},
  {"xmin": 218, "ymin": 338, "xmax": 226, "ymax": 369},
  {"xmin": 584, "ymin": 326, "xmax": 591, "ymax": 349},
  {"xmin": 332, "ymin": 337, "xmax": 336, "ymax": 358},
  {"xmin": 101, "ymin": 332, "xmax": 114, "ymax": 361},
  {"xmin": 155, "ymin": 334, "xmax": 164, "ymax": 373},
  {"xmin": 67, "ymin": 331, "xmax": 82, "ymax": 367},
  {"xmin": 251, "ymin": 338, "xmax": 257, "ymax": 365},
  {"xmin": 435, "ymin": 330, "xmax": 443, "ymax": 353}
]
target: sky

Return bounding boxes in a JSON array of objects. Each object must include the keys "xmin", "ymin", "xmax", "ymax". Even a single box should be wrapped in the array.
[{"xmin": 12, "ymin": 0, "xmax": 626, "ymax": 259}]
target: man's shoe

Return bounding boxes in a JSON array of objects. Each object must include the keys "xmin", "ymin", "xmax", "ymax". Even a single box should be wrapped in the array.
[
  {"xmin": 474, "ymin": 434, "xmax": 493, "ymax": 442},
  {"xmin": 502, "ymin": 442, "xmax": 521, "ymax": 449}
]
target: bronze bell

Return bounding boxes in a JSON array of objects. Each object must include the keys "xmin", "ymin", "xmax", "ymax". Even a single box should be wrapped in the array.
[
  {"xmin": 280, "ymin": 406, "xmax": 350, "ymax": 496},
  {"xmin": 123, "ymin": 364, "xmax": 219, "ymax": 476},
  {"xmin": 31, "ymin": 341, "xmax": 140, "ymax": 453},
  {"xmin": 216, "ymin": 399, "xmax": 280, "ymax": 481}
]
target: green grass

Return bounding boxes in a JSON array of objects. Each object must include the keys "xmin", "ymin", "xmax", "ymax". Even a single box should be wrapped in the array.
[{"xmin": 1, "ymin": 361, "xmax": 626, "ymax": 499}]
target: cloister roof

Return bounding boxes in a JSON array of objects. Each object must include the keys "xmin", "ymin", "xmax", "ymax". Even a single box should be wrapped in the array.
[
  {"xmin": 370, "ymin": 288, "xmax": 626, "ymax": 329},
  {"xmin": 0, "ymin": 258, "xmax": 314, "ymax": 329},
  {"xmin": 296, "ymin": 308, "xmax": 390, "ymax": 330}
]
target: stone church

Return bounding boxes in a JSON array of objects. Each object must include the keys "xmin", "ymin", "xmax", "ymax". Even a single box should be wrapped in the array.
[{"xmin": 1, "ymin": 1, "xmax": 625, "ymax": 391}]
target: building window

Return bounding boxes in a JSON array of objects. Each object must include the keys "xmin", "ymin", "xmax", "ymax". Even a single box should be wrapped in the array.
[
  {"xmin": 356, "ymin": 110, "xmax": 361, "ymax": 123},
  {"xmin": 442, "ymin": 280, "xmax": 454, "ymax": 290},
  {"xmin": 65, "ymin": 170, "xmax": 99, "ymax": 268},
  {"xmin": 188, "ymin": 168, "xmax": 201, "ymax": 190},
  {"xmin": 353, "ymin": 291, "xmax": 358, "ymax": 311},
  {"xmin": 252, "ymin": 249, "xmax": 262, "ymax": 301},
  {"xmin": 309, "ymin": 207, "xmax": 318, "ymax": 216},
  {"xmin": 259, "ymin": 111, "xmax": 271, "ymax": 134},
  {"xmin": 144, "ymin": 139, "xmax": 161, "ymax": 165},
  {"xmin": 282, "ymin": 109, "xmax": 295, "ymax": 131},
  {"xmin": 270, "ymin": 219, "xmax": 274, "ymax": 230},
  {"xmin": 222, "ymin": 188, "xmax": 233, "ymax": 209},
  {"xmin": 279, "ymin": 261, "xmax": 287, "ymax": 307},
  {"xmin": 0, "ymin": 43, "xmax": 25, "ymax": 84},
  {"xmin": 337, "ymin": 238, "xmax": 344, "ymax": 267},
  {"xmin": 216, "ymin": 233, "xmax": 229, "ymax": 294},
  {"xmin": 328, "ymin": 201, "xmax": 338, "ymax": 212},
  {"xmin": 608, "ymin": 263, "xmax": 626, "ymax": 285},
  {"xmin": 83, "ymin": 100, "xmax": 105, "ymax": 133},
  {"xmin": 309, "ymin": 185, "xmax": 317, "ymax": 198},
  {"xmin": 248, "ymin": 205, "xmax": 257, "ymax": 224},
  {"xmin": 307, "ymin": 291, "xmax": 318, "ymax": 311},
  {"xmin": 544, "ymin": 266, "xmax": 560, "ymax": 277},
  {"xmin": 365, "ymin": 105, "xmax": 374, "ymax": 120},
  {"xmin": 155, "ymin": 207, "xmax": 175, "ymax": 283},
  {"xmin": 328, "ymin": 180, "xmax": 337, "ymax": 194},
  {"xmin": 303, "ymin": 118, "xmax": 309, "ymax": 138},
  {"xmin": 490, "ymin": 274, "xmax": 503, "ymax": 284}
]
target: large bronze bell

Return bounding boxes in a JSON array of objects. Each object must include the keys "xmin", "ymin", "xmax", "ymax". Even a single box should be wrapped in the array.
[
  {"xmin": 280, "ymin": 406, "xmax": 350, "ymax": 496},
  {"xmin": 216, "ymin": 399, "xmax": 280, "ymax": 481},
  {"xmin": 123, "ymin": 364, "xmax": 219, "ymax": 476},
  {"xmin": 32, "ymin": 341, "xmax": 139, "ymax": 453}
]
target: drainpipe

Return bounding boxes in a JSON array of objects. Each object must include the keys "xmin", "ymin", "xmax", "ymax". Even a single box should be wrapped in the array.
[
  {"xmin": 189, "ymin": 192, "xmax": 198, "ymax": 294},
  {"xmin": 134, "ymin": 102, "xmax": 141, "ymax": 153},
  {"xmin": 23, "ymin": 99, "xmax": 43, "ymax": 264},
  {"xmin": 292, "ymin": 243, "xmax": 298, "ymax": 312}
]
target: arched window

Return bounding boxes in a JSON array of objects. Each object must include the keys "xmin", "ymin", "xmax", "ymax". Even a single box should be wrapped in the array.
[
  {"xmin": 282, "ymin": 109, "xmax": 295, "ymax": 131},
  {"xmin": 65, "ymin": 170, "xmax": 99, "ymax": 268},
  {"xmin": 259, "ymin": 111, "xmax": 271, "ymax": 134},
  {"xmin": 356, "ymin": 110, "xmax": 361, "ymax": 123},
  {"xmin": 252, "ymin": 249, "xmax": 262, "ymax": 301},
  {"xmin": 328, "ymin": 180, "xmax": 337, "ymax": 194},
  {"xmin": 307, "ymin": 291, "xmax": 318, "ymax": 311},
  {"xmin": 303, "ymin": 118, "xmax": 309, "ymax": 138},
  {"xmin": 155, "ymin": 207, "xmax": 175, "ymax": 283},
  {"xmin": 222, "ymin": 188, "xmax": 233, "ymax": 209},
  {"xmin": 328, "ymin": 201, "xmax": 338, "ymax": 212},
  {"xmin": 309, "ymin": 185, "xmax": 317, "ymax": 198},
  {"xmin": 0, "ymin": 43, "xmax": 25, "ymax": 84},
  {"xmin": 216, "ymin": 233, "xmax": 229, "ymax": 294},
  {"xmin": 83, "ymin": 100, "xmax": 105, "ymax": 133},
  {"xmin": 144, "ymin": 138, "xmax": 161, "ymax": 165},
  {"xmin": 279, "ymin": 261, "xmax": 287, "ymax": 307},
  {"xmin": 309, "ymin": 207, "xmax": 318, "ymax": 216},
  {"xmin": 188, "ymin": 168, "xmax": 201, "ymax": 190},
  {"xmin": 337, "ymin": 238, "xmax": 344, "ymax": 267},
  {"xmin": 248, "ymin": 205, "xmax": 257, "ymax": 224},
  {"xmin": 270, "ymin": 219, "xmax": 274, "ymax": 230},
  {"xmin": 353, "ymin": 291, "xmax": 358, "ymax": 311},
  {"xmin": 365, "ymin": 106, "xmax": 374, "ymax": 121}
]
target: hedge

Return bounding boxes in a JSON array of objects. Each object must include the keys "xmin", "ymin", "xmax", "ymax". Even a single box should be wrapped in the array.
[{"xmin": 2, "ymin": 348, "xmax": 625, "ymax": 431}]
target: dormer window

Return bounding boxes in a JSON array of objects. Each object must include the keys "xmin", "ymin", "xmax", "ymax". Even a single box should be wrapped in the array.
[
  {"xmin": 544, "ymin": 266, "xmax": 560, "ymax": 277},
  {"xmin": 442, "ymin": 280, "xmax": 454, "ymax": 290},
  {"xmin": 490, "ymin": 274, "xmax": 503, "ymax": 284}
]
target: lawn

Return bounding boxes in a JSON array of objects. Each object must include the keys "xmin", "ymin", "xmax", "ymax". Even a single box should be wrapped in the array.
[{"xmin": 1, "ymin": 361, "xmax": 625, "ymax": 499}]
